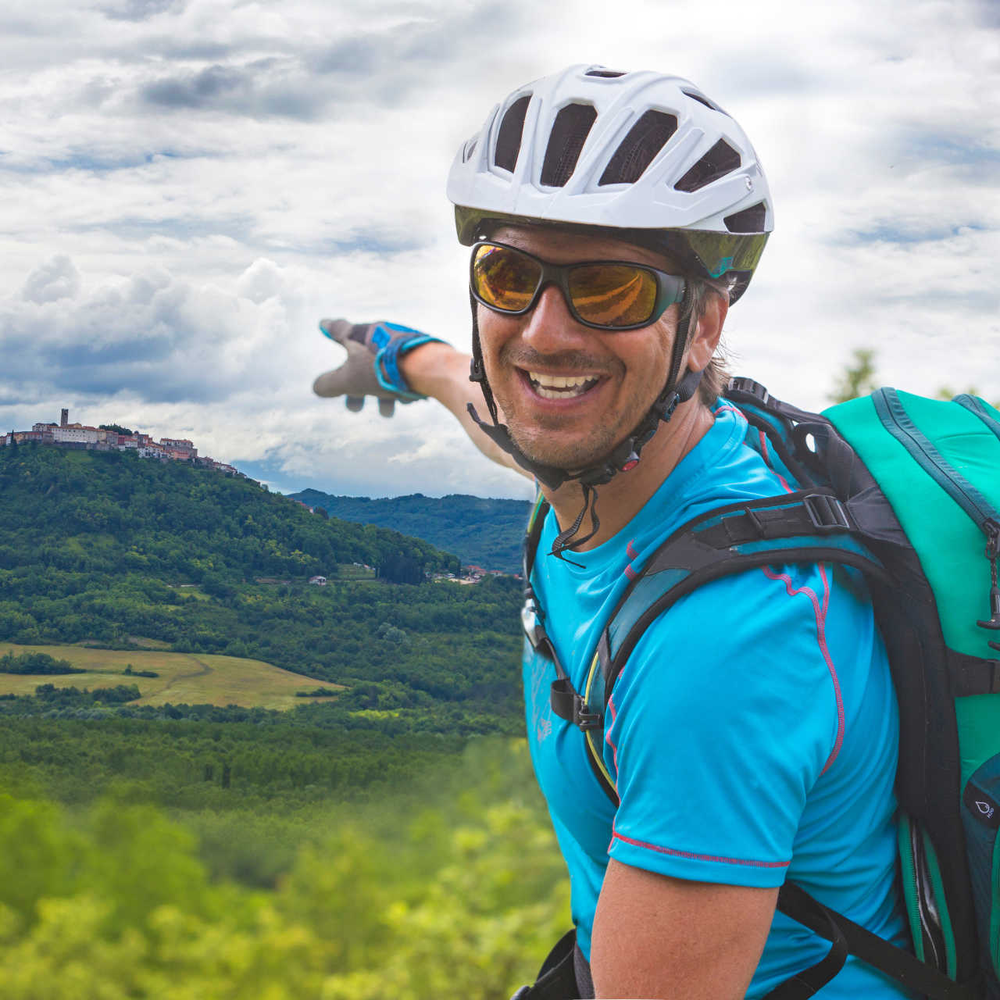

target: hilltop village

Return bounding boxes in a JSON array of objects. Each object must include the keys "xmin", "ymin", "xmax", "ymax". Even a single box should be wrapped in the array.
[
  {"xmin": 3, "ymin": 411, "xmax": 516, "ymax": 580},
  {"xmin": 2, "ymin": 408, "xmax": 240, "ymax": 477}
]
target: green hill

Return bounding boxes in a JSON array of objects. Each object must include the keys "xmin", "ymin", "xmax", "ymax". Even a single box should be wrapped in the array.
[
  {"xmin": 0, "ymin": 445, "xmax": 523, "ymax": 727},
  {"xmin": 289, "ymin": 490, "xmax": 532, "ymax": 574}
]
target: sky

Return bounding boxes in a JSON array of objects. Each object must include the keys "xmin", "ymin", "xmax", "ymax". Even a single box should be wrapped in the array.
[{"xmin": 1, "ymin": 0, "xmax": 997, "ymax": 500}]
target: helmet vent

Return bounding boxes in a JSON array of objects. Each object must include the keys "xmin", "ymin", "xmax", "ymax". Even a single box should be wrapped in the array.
[
  {"xmin": 585, "ymin": 68, "xmax": 625, "ymax": 78},
  {"xmin": 541, "ymin": 103, "xmax": 598, "ymax": 187},
  {"xmin": 462, "ymin": 138, "xmax": 478, "ymax": 163},
  {"xmin": 599, "ymin": 110, "xmax": 678, "ymax": 186},
  {"xmin": 724, "ymin": 202, "xmax": 767, "ymax": 233},
  {"xmin": 674, "ymin": 139, "xmax": 741, "ymax": 193},
  {"xmin": 682, "ymin": 90, "xmax": 725, "ymax": 114},
  {"xmin": 494, "ymin": 95, "xmax": 531, "ymax": 173}
]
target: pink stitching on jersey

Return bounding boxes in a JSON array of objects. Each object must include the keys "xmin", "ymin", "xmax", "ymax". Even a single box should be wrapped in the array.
[
  {"xmin": 758, "ymin": 428, "xmax": 794, "ymax": 493},
  {"xmin": 624, "ymin": 564, "xmax": 638, "ymax": 582},
  {"xmin": 760, "ymin": 565, "xmax": 844, "ymax": 774},
  {"xmin": 713, "ymin": 404, "xmax": 742, "ymax": 417},
  {"xmin": 611, "ymin": 828, "xmax": 791, "ymax": 868},
  {"xmin": 626, "ymin": 540, "xmax": 638, "ymax": 560}
]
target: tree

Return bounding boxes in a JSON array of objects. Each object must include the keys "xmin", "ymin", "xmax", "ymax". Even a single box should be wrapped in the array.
[
  {"xmin": 829, "ymin": 348, "xmax": 878, "ymax": 403},
  {"xmin": 830, "ymin": 350, "xmax": 1000, "ymax": 408}
]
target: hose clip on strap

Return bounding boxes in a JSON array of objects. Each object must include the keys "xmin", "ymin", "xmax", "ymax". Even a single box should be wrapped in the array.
[
  {"xmin": 572, "ymin": 694, "xmax": 602, "ymax": 731},
  {"xmin": 802, "ymin": 493, "xmax": 851, "ymax": 534},
  {"xmin": 550, "ymin": 678, "xmax": 602, "ymax": 731}
]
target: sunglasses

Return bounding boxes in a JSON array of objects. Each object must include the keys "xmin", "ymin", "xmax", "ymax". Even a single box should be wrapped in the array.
[{"xmin": 470, "ymin": 241, "xmax": 686, "ymax": 331}]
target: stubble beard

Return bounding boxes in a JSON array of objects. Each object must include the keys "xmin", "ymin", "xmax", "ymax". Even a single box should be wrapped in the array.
[
  {"xmin": 488, "ymin": 343, "xmax": 628, "ymax": 472},
  {"xmin": 507, "ymin": 419, "xmax": 620, "ymax": 473}
]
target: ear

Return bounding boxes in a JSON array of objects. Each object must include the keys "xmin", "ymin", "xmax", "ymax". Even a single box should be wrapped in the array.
[{"xmin": 685, "ymin": 292, "xmax": 728, "ymax": 373}]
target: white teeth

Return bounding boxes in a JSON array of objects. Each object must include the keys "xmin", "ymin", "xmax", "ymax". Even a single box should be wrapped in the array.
[
  {"xmin": 526, "ymin": 371, "xmax": 599, "ymax": 399},
  {"xmin": 527, "ymin": 371, "xmax": 594, "ymax": 388}
]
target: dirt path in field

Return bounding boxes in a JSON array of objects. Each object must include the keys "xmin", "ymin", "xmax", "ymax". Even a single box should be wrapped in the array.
[{"xmin": 161, "ymin": 656, "xmax": 213, "ymax": 691}]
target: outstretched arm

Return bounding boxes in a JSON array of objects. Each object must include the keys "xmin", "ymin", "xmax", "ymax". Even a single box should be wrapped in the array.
[
  {"xmin": 312, "ymin": 318, "xmax": 530, "ymax": 479},
  {"xmin": 398, "ymin": 340, "xmax": 529, "ymax": 477}
]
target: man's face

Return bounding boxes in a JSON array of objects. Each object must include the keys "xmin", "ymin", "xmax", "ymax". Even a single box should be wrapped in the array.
[{"xmin": 476, "ymin": 226, "xmax": 683, "ymax": 472}]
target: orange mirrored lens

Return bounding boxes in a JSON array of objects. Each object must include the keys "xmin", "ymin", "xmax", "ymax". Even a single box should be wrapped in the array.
[
  {"xmin": 568, "ymin": 265, "xmax": 657, "ymax": 327},
  {"xmin": 472, "ymin": 245, "xmax": 541, "ymax": 311}
]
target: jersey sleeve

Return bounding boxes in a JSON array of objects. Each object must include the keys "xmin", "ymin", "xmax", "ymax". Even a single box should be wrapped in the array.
[{"xmin": 604, "ymin": 561, "xmax": 851, "ymax": 888}]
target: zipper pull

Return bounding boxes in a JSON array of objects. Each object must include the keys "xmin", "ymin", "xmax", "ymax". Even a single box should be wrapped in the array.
[{"xmin": 976, "ymin": 520, "xmax": 1000, "ymax": 650}]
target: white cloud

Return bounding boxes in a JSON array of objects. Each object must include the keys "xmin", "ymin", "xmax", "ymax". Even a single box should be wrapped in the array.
[{"xmin": 0, "ymin": 0, "xmax": 997, "ymax": 497}]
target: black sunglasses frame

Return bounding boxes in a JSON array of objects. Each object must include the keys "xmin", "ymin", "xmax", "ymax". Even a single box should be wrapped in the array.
[{"xmin": 469, "ymin": 240, "xmax": 687, "ymax": 332}]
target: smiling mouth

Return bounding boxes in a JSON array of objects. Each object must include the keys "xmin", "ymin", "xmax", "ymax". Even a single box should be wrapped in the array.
[{"xmin": 525, "ymin": 370, "xmax": 601, "ymax": 400}]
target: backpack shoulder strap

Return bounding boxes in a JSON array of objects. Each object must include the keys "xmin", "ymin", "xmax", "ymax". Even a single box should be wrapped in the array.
[{"xmin": 592, "ymin": 490, "xmax": 886, "ymax": 709}]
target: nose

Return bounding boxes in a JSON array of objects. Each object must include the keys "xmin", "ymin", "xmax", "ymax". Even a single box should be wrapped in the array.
[{"xmin": 520, "ymin": 284, "xmax": 592, "ymax": 353}]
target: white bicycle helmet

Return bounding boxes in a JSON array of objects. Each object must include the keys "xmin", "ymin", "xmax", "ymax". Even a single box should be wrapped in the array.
[{"xmin": 447, "ymin": 64, "xmax": 772, "ymax": 302}]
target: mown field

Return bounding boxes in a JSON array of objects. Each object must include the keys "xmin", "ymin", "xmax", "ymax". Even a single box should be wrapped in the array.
[{"xmin": 0, "ymin": 643, "xmax": 344, "ymax": 709}]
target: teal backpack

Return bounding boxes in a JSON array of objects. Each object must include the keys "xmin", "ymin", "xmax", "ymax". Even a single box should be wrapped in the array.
[{"xmin": 522, "ymin": 379, "xmax": 1000, "ymax": 999}]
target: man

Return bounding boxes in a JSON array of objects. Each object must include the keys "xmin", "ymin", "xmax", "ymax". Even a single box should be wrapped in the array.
[{"xmin": 313, "ymin": 66, "xmax": 910, "ymax": 999}]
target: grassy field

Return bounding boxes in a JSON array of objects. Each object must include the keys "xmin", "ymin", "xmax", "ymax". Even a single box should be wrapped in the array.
[{"xmin": 0, "ymin": 643, "xmax": 344, "ymax": 709}]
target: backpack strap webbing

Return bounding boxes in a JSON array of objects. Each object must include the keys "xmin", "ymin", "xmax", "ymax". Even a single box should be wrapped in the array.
[
  {"xmin": 948, "ymin": 649, "xmax": 1000, "ymax": 696},
  {"xmin": 594, "ymin": 493, "xmax": 887, "ymax": 704},
  {"xmin": 768, "ymin": 884, "xmax": 981, "ymax": 1000},
  {"xmin": 511, "ymin": 928, "xmax": 581, "ymax": 1000},
  {"xmin": 523, "ymin": 495, "xmax": 617, "ymax": 803}
]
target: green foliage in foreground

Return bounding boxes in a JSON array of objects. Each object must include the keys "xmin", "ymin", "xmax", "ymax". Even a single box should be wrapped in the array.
[{"xmin": 0, "ymin": 739, "xmax": 569, "ymax": 1000}]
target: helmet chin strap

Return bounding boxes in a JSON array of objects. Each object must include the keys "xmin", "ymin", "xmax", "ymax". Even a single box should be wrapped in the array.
[{"xmin": 466, "ymin": 290, "xmax": 703, "ymax": 558}]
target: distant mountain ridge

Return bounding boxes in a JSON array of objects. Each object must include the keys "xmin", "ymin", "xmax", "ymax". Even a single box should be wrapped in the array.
[{"xmin": 289, "ymin": 491, "xmax": 532, "ymax": 574}]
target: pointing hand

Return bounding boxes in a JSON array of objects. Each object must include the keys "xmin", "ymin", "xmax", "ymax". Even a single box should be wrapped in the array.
[{"xmin": 312, "ymin": 319, "xmax": 443, "ymax": 417}]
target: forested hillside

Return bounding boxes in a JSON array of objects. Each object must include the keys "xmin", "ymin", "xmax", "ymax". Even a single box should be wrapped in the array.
[
  {"xmin": 0, "ymin": 445, "xmax": 524, "ymax": 727},
  {"xmin": 1, "ymin": 444, "xmax": 458, "ymax": 582},
  {"xmin": 291, "ymin": 490, "xmax": 532, "ymax": 574}
]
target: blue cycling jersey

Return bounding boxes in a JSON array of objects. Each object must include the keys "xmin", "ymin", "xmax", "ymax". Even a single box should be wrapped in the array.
[{"xmin": 524, "ymin": 401, "xmax": 912, "ymax": 998}]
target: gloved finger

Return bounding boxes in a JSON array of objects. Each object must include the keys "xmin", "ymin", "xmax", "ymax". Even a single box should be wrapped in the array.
[
  {"xmin": 346, "ymin": 396, "xmax": 365, "ymax": 412},
  {"xmin": 378, "ymin": 398, "xmax": 395, "ymax": 418},
  {"xmin": 319, "ymin": 318, "xmax": 355, "ymax": 345},
  {"xmin": 313, "ymin": 369, "xmax": 351, "ymax": 397}
]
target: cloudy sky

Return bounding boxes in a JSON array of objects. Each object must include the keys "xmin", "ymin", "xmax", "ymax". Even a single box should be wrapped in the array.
[{"xmin": 1, "ymin": 0, "xmax": 997, "ymax": 499}]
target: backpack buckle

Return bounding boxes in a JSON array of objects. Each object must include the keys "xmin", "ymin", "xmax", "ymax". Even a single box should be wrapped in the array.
[
  {"xmin": 803, "ymin": 494, "xmax": 851, "ymax": 533},
  {"xmin": 521, "ymin": 593, "xmax": 547, "ymax": 651},
  {"xmin": 727, "ymin": 377, "xmax": 770, "ymax": 405}
]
